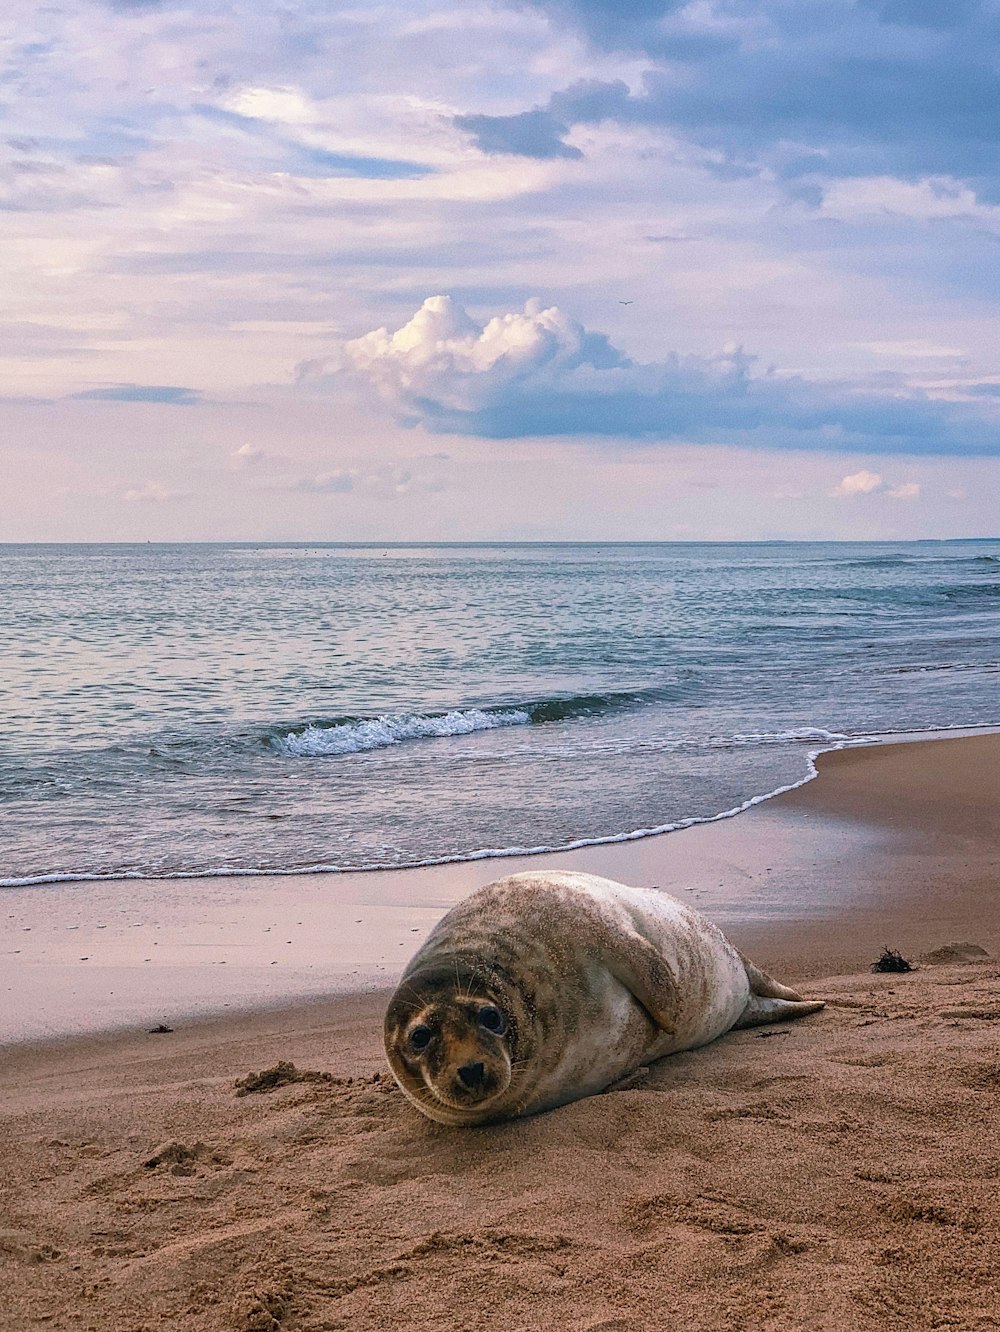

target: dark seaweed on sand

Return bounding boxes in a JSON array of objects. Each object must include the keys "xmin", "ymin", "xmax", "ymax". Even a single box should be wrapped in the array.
[{"xmin": 871, "ymin": 946, "xmax": 914, "ymax": 974}]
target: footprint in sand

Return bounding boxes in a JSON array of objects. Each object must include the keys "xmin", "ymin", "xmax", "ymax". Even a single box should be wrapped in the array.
[{"xmin": 0, "ymin": 1229, "xmax": 61, "ymax": 1264}]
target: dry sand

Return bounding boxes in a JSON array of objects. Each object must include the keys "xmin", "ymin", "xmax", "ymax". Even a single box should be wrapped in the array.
[{"xmin": 1, "ymin": 733, "xmax": 999, "ymax": 1331}]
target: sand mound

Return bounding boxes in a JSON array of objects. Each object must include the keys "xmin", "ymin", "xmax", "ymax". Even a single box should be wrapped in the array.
[
  {"xmin": 234, "ymin": 1062, "xmax": 337, "ymax": 1097},
  {"xmin": 918, "ymin": 941, "xmax": 991, "ymax": 966}
]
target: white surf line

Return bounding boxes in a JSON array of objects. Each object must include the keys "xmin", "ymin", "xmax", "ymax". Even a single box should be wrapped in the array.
[{"xmin": 4, "ymin": 721, "xmax": 999, "ymax": 889}]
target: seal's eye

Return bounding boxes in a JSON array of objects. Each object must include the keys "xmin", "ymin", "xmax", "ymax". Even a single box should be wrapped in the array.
[
  {"xmin": 478, "ymin": 1005, "xmax": 507, "ymax": 1035},
  {"xmin": 409, "ymin": 1025, "xmax": 433, "ymax": 1051}
]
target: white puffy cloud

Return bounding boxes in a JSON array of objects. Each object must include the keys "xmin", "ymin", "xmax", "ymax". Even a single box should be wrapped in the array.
[
  {"xmin": 307, "ymin": 294, "xmax": 624, "ymax": 413},
  {"xmin": 831, "ymin": 471, "xmax": 922, "ymax": 499},
  {"xmin": 831, "ymin": 469, "xmax": 884, "ymax": 497},
  {"xmin": 3, "ymin": 0, "xmax": 1000, "ymax": 540},
  {"xmin": 299, "ymin": 296, "xmax": 1000, "ymax": 453}
]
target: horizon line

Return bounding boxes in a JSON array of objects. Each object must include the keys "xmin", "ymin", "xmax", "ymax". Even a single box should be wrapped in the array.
[{"xmin": 2, "ymin": 537, "xmax": 998, "ymax": 548}]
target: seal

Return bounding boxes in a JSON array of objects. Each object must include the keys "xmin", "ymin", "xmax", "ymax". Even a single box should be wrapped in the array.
[{"xmin": 384, "ymin": 870, "xmax": 824, "ymax": 1125}]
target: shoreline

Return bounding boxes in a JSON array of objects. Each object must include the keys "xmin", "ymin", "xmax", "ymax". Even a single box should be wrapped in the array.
[
  {"xmin": 6, "ymin": 721, "xmax": 998, "ymax": 891},
  {"xmin": 3, "ymin": 727, "xmax": 999, "ymax": 1046},
  {"xmin": 2, "ymin": 727, "xmax": 998, "ymax": 1330}
]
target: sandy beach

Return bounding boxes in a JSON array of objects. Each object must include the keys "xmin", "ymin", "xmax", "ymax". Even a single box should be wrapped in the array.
[{"xmin": 2, "ymin": 732, "xmax": 998, "ymax": 1330}]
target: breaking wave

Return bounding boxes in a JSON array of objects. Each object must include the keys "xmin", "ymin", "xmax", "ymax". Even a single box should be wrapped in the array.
[
  {"xmin": 268, "ymin": 690, "xmax": 666, "ymax": 757},
  {"xmin": 272, "ymin": 707, "xmax": 531, "ymax": 756},
  {"xmin": 269, "ymin": 711, "xmax": 852, "ymax": 760}
]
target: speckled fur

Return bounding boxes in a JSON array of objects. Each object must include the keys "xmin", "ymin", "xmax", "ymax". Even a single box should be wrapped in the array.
[{"xmin": 384, "ymin": 870, "xmax": 822, "ymax": 1125}]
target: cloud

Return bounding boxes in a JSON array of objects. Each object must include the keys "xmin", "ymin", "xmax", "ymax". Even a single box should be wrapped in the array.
[
  {"xmin": 193, "ymin": 100, "xmax": 437, "ymax": 179},
  {"xmin": 512, "ymin": 0, "xmax": 725, "ymax": 58},
  {"xmin": 819, "ymin": 174, "xmax": 986, "ymax": 222},
  {"xmin": 221, "ymin": 86, "xmax": 315, "ymax": 126},
  {"xmin": 278, "ymin": 461, "xmax": 446, "ymax": 498},
  {"xmin": 299, "ymin": 296, "xmax": 1000, "ymax": 454},
  {"xmin": 832, "ymin": 469, "xmax": 885, "ymax": 497},
  {"xmin": 231, "ymin": 443, "xmax": 266, "ymax": 467},
  {"xmin": 887, "ymin": 481, "xmax": 921, "ymax": 499},
  {"xmin": 830, "ymin": 471, "xmax": 921, "ymax": 498},
  {"xmin": 122, "ymin": 480, "xmax": 191, "ymax": 502},
  {"xmin": 453, "ymin": 110, "xmax": 582, "ymax": 159},
  {"xmin": 291, "ymin": 148, "xmax": 435, "ymax": 180},
  {"xmin": 859, "ymin": 340, "xmax": 967, "ymax": 359},
  {"xmin": 526, "ymin": 0, "xmax": 983, "ymax": 44},
  {"xmin": 858, "ymin": 0, "xmax": 979, "ymax": 31},
  {"xmin": 72, "ymin": 384, "xmax": 202, "ymax": 404},
  {"xmin": 467, "ymin": 3, "xmax": 1000, "ymax": 206},
  {"xmin": 293, "ymin": 470, "xmax": 355, "ymax": 494}
]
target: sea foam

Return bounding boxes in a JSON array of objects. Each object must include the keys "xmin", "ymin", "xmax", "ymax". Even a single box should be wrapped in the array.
[
  {"xmin": 268, "ymin": 690, "xmax": 661, "ymax": 757},
  {"xmin": 272, "ymin": 707, "xmax": 532, "ymax": 757}
]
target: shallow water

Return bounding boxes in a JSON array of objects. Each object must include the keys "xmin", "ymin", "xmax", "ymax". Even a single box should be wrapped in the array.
[{"xmin": 2, "ymin": 540, "xmax": 998, "ymax": 885}]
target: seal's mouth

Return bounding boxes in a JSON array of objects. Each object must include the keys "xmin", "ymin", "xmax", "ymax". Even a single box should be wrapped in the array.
[{"xmin": 422, "ymin": 1061, "xmax": 511, "ymax": 1113}]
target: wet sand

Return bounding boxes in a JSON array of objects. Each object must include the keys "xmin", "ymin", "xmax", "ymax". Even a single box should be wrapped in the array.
[
  {"xmin": 1, "ymin": 733, "xmax": 998, "ymax": 1330},
  {"xmin": 5, "ymin": 729, "xmax": 998, "ymax": 1044}
]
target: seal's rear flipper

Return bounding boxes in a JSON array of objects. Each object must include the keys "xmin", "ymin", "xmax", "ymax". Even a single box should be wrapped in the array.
[
  {"xmin": 733, "ymin": 995, "xmax": 825, "ymax": 1029},
  {"xmin": 735, "ymin": 950, "xmax": 825, "ymax": 1026},
  {"xmin": 738, "ymin": 951, "xmax": 810, "ymax": 1002}
]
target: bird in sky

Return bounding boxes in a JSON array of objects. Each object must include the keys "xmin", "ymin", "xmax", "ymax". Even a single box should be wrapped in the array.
[{"xmin": 618, "ymin": 300, "xmax": 634, "ymax": 305}]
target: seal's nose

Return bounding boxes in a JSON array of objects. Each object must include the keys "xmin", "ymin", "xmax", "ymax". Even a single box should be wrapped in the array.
[{"xmin": 457, "ymin": 1061, "xmax": 485, "ymax": 1089}]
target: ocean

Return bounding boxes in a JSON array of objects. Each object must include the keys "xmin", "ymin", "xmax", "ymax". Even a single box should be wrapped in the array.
[{"xmin": 2, "ymin": 540, "xmax": 998, "ymax": 887}]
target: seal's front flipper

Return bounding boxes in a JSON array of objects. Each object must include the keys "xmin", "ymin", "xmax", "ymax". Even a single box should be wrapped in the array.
[
  {"xmin": 732, "ymin": 995, "xmax": 825, "ymax": 1029},
  {"xmin": 595, "ymin": 921, "xmax": 679, "ymax": 1034}
]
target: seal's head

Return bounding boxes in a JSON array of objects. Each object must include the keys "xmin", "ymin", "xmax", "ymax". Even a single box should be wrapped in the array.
[{"xmin": 384, "ymin": 962, "xmax": 533, "ymax": 1125}]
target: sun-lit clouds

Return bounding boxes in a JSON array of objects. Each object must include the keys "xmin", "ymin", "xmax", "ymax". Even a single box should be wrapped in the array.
[
  {"xmin": 300, "ymin": 295, "xmax": 1000, "ymax": 454},
  {"xmin": 305, "ymin": 294, "xmax": 623, "ymax": 394},
  {"xmin": 831, "ymin": 470, "xmax": 882, "ymax": 497},
  {"xmin": 6, "ymin": 0, "xmax": 1000, "ymax": 406},
  {"xmin": 831, "ymin": 470, "xmax": 921, "ymax": 499},
  {"xmin": 1, "ymin": 0, "xmax": 999, "ymax": 540}
]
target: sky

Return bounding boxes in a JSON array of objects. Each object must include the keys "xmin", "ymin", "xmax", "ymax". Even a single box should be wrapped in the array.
[{"xmin": 2, "ymin": 0, "xmax": 1000, "ymax": 541}]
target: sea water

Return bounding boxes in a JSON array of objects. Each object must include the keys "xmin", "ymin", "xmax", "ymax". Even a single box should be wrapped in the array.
[{"xmin": 2, "ymin": 541, "xmax": 998, "ymax": 886}]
